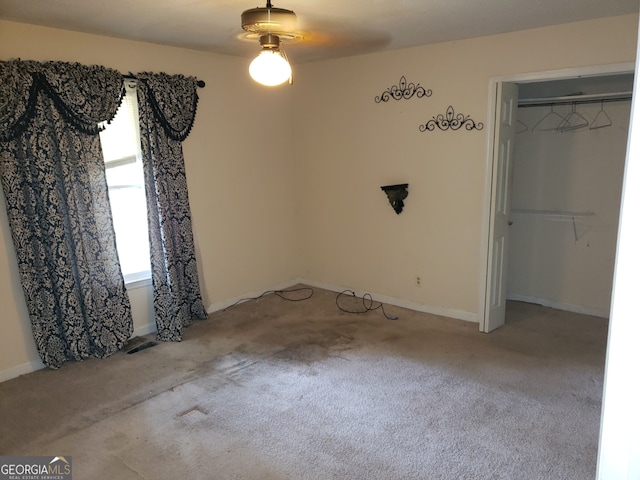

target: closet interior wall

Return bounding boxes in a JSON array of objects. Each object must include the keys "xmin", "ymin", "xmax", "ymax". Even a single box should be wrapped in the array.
[{"xmin": 506, "ymin": 90, "xmax": 631, "ymax": 318}]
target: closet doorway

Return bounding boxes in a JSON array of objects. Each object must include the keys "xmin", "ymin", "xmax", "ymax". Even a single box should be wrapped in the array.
[{"xmin": 481, "ymin": 65, "xmax": 634, "ymax": 332}]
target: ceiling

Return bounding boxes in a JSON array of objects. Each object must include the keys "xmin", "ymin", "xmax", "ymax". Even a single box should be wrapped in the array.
[{"xmin": 1, "ymin": 0, "xmax": 639, "ymax": 64}]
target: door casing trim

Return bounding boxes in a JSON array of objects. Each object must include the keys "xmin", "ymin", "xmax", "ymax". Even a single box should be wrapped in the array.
[{"xmin": 478, "ymin": 63, "xmax": 635, "ymax": 332}]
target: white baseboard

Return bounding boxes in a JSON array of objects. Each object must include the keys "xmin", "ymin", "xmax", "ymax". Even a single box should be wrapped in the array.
[
  {"xmin": 208, "ymin": 277, "xmax": 477, "ymax": 323},
  {"xmin": 0, "ymin": 359, "xmax": 45, "ymax": 383},
  {"xmin": 132, "ymin": 323, "xmax": 157, "ymax": 338},
  {"xmin": 207, "ymin": 278, "xmax": 305, "ymax": 313},
  {"xmin": 1, "ymin": 324, "xmax": 157, "ymax": 384},
  {"xmin": 507, "ymin": 294, "xmax": 610, "ymax": 319},
  {"xmin": 294, "ymin": 278, "xmax": 478, "ymax": 323},
  {"xmin": 3, "ymin": 279, "xmax": 476, "ymax": 383}
]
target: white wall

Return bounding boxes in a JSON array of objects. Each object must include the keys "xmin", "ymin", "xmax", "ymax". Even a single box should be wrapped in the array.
[
  {"xmin": 293, "ymin": 14, "xmax": 638, "ymax": 322},
  {"xmin": 0, "ymin": 20, "xmax": 301, "ymax": 380},
  {"xmin": 507, "ymin": 101, "xmax": 630, "ymax": 317},
  {"xmin": 0, "ymin": 14, "xmax": 638, "ymax": 380}
]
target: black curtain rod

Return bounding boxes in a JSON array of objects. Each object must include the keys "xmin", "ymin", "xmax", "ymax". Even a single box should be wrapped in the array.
[{"xmin": 123, "ymin": 73, "xmax": 205, "ymax": 88}]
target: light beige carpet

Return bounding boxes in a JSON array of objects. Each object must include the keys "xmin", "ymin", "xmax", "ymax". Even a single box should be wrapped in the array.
[{"xmin": 0, "ymin": 286, "xmax": 608, "ymax": 479}]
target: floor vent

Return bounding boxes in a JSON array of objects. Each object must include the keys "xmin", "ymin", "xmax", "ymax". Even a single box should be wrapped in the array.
[{"xmin": 124, "ymin": 336, "xmax": 158, "ymax": 354}]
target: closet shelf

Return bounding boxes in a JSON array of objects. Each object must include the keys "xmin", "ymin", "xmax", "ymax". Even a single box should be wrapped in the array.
[
  {"xmin": 512, "ymin": 209, "xmax": 594, "ymax": 221},
  {"xmin": 518, "ymin": 91, "xmax": 632, "ymax": 107}
]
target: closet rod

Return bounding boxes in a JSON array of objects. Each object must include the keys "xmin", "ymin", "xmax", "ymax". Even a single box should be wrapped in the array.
[
  {"xmin": 518, "ymin": 91, "xmax": 631, "ymax": 107},
  {"xmin": 123, "ymin": 73, "xmax": 205, "ymax": 88}
]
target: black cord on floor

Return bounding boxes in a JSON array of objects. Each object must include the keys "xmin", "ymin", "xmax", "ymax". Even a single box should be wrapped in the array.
[
  {"xmin": 221, "ymin": 286, "xmax": 397, "ymax": 321},
  {"xmin": 223, "ymin": 286, "xmax": 314, "ymax": 311},
  {"xmin": 335, "ymin": 289, "xmax": 398, "ymax": 320}
]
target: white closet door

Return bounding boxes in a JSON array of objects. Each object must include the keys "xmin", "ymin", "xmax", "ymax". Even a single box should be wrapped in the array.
[{"xmin": 483, "ymin": 82, "xmax": 518, "ymax": 333}]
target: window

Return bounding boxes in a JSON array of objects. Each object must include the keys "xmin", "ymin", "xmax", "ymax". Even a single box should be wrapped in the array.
[{"xmin": 99, "ymin": 81, "xmax": 151, "ymax": 285}]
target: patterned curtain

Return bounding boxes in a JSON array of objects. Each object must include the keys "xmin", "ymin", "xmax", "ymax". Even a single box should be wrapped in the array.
[
  {"xmin": 0, "ymin": 60, "xmax": 133, "ymax": 369},
  {"xmin": 136, "ymin": 72, "xmax": 208, "ymax": 341}
]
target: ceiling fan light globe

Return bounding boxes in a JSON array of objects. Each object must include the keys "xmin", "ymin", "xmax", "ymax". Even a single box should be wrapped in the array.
[{"xmin": 249, "ymin": 50, "xmax": 291, "ymax": 86}]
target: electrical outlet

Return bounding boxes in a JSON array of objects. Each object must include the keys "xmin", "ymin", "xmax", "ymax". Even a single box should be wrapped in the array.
[{"xmin": 416, "ymin": 276, "xmax": 421, "ymax": 286}]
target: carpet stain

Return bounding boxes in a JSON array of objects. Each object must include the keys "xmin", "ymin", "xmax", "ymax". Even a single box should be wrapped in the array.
[
  {"xmin": 329, "ymin": 334, "xmax": 355, "ymax": 351},
  {"xmin": 272, "ymin": 334, "xmax": 357, "ymax": 364},
  {"xmin": 273, "ymin": 342, "xmax": 330, "ymax": 363},
  {"xmin": 195, "ymin": 349, "xmax": 262, "ymax": 379}
]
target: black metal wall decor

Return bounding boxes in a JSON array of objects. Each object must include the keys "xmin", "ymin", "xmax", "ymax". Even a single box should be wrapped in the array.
[
  {"xmin": 375, "ymin": 76, "xmax": 432, "ymax": 103},
  {"xmin": 419, "ymin": 106, "xmax": 484, "ymax": 132},
  {"xmin": 381, "ymin": 184, "xmax": 409, "ymax": 214}
]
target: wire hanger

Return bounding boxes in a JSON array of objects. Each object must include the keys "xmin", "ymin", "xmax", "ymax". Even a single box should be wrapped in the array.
[
  {"xmin": 532, "ymin": 105, "xmax": 565, "ymax": 132},
  {"xmin": 516, "ymin": 119, "xmax": 528, "ymax": 134},
  {"xmin": 590, "ymin": 100, "xmax": 612, "ymax": 129},
  {"xmin": 559, "ymin": 103, "xmax": 589, "ymax": 132}
]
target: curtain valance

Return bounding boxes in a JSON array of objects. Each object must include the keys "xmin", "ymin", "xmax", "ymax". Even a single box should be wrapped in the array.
[
  {"xmin": 0, "ymin": 59, "xmax": 124, "ymax": 141},
  {"xmin": 136, "ymin": 72, "xmax": 199, "ymax": 141}
]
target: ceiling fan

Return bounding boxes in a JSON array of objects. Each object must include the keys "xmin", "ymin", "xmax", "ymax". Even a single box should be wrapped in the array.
[
  {"xmin": 241, "ymin": 1, "xmax": 300, "ymax": 86},
  {"xmin": 239, "ymin": 2, "xmax": 390, "ymax": 85}
]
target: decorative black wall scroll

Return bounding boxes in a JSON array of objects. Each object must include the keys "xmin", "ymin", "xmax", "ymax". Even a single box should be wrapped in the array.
[
  {"xmin": 419, "ymin": 106, "xmax": 484, "ymax": 132},
  {"xmin": 381, "ymin": 184, "xmax": 409, "ymax": 214},
  {"xmin": 375, "ymin": 76, "xmax": 432, "ymax": 103}
]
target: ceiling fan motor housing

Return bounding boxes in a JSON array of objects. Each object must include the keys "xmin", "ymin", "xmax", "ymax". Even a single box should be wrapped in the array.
[{"xmin": 241, "ymin": 6, "xmax": 297, "ymax": 37}]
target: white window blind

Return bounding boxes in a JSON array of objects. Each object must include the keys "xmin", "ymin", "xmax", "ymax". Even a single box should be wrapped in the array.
[{"xmin": 99, "ymin": 81, "xmax": 151, "ymax": 285}]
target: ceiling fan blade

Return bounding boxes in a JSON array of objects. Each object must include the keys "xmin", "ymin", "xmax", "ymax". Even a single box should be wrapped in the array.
[
  {"xmin": 286, "ymin": 21, "xmax": 391, "ymax": 63},
  {"xmin": 237, "ymin": 5, "xmax": 391, "ymax": 64}
]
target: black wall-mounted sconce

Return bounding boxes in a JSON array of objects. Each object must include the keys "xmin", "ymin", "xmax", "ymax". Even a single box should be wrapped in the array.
[{"xmin": 381, "ymin": 184, "xmax": 409, "ymax": 214}]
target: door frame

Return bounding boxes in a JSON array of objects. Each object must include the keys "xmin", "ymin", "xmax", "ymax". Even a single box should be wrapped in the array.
[{"xmin": 478, "ymin": 62, "xmax": 636, "ymax": 333}]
